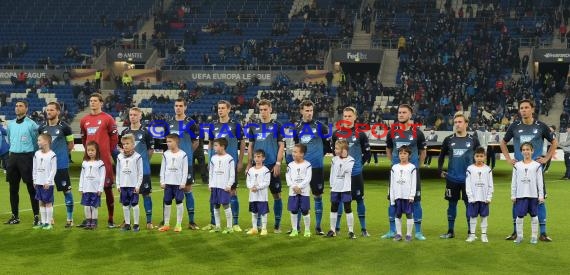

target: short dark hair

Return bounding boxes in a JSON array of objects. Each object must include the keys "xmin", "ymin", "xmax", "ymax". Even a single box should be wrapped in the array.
[
  {"xmin": 398, "ymin": 145, "xmax": 412, "ymax": 155},
  {"xmin": 294, "ymin": 143, "xmax": 307, "ymax": 154},
  {"xmin": 47, "ymin": 102, "xmax": 61, "ymax": 111},
  {"xmin": 520, "ymin": 142, "xmax": 533, "ymax": 151},
  {"xmin": 518, "ymin": 99, "xmax": 534, "ymax": 109},
  {"xmin": 254, "ymin": 149, "xmax": 266, "ymax": 157},
  {"xmin": 474, "ymin": 147, "xmax": 486, "ymax": 155},
  {"xmin": 299, "ymin": 100, "xmax": 314, "ymax": 110},
  {"xmin": 175, "ymin": 98, "xmax": 186, "ymax": 106},
  {"xmin": 166, "ymin": 134, "xmax": 180, "ymax": 143},
  {"xmin": 15, "ymin": 99, "xmax": 28, "ymax": 108},
  {"xmin": 218, "ymin": 100, "xmax": 231, "ymax": 109},
  {"xmin": 213, "ymin": 138, "xmax": 228, "ymax": 149}
]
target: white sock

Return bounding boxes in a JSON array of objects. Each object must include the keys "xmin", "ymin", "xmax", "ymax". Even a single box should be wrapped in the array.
[
  {"xmin": 163, "ymin": 205, "xmax": 172, "ymax": 225},
  {"xmin": 132, "ymin": 205, "xmax": 140, "ymax": 225},
  {"xmin": 516, "ymin": 217, "xmax": 524, "ymax": 239},
  {"xmin": 395, "ymin": 218, "xmax": 402, "ymax": 235},
  {"xmin": 330, "ymin": 212, "xmax": 338, "ymax": 232},
  {"xmin": 224, "ymin": 207, "xmax": 233, "ymax": 229},
  {"xmin": 39, "ymin": 206, "xmax": 45, "ymax": 224},
  {"xmin": 92, "ymin": 207, "xmax": 98, "ymax": 220},
  {"xmin": 84, "ymin": 206, "xmax": 91, "ymax": 220},
  {"xmin": 481, "ymin": 217, "xmax": 488, "ymax": 234},
  {"xmin": 291, "ymin": 212, "xmax": 298, "ymax": 231},
  {"xmin": 214, "ymin": 208, "xmax": 221, "ymax": 228},
  {"xmin": 261, "ymin": 214, "xmax": 267, "ymax": 230},
  {"xmin": 346, "ymin": 212, "xmax": 354, "ymax": 233},
  {"xmin": 252, "ymin": 213, "xmax": 258, "ymax": 229},
  {"xmin": 303, "ymin": 214, "xmax": 310, "ymax": 231},
  {"xmin": 470, "ymin": 217, "xmax": 477, "ymax": 235},
  {"xmin": 531, "ymin": 216, "xmax": 538, "ymax": 239},
  {"xmin": 176, "ymin": 203, "xmax": 183, "ymax": 225},
  {"xmin": 406, "ymin": 218, "xmax": 413, "ymax": 236},
  {"xmin": 123, "ymin": 206, "xmax": 131, "ymax": 225},
  {"xmin": 46, "ymin": 207, "xmax": 53, "ymax": 225}
]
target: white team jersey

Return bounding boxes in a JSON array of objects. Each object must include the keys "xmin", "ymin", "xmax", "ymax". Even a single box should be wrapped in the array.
[
  {"xmin": 511, "ymin": 160, "xmax": 544, "ymax": 199},
  {"xmin": 286, "ymin": 160, "xmax": 312, "ymax": 196},
  {"xmin": 246, "ymin": 166, "xmax": 271, "ymax": 202},
  {"xmin": 160, "ymin": 150, "xmax": 188, "ymax": 187},
  {"xmin": 465, "ymin": 164, "xmax": 494, "ymax": 202},
  {"xmin": 33, "ymin": 150, "xmax": 57, "ymax": 186},
  {"xmin": 209, "ymin": 154, "xmax": 235, "ymax": 189},
  {"xmin": 329, "ymin": 156, "xmax": 355, "ymax": 192},
  {"xmin": 79, "ymin": 160, "xmax": 106, "ymax": 193},
  {"xmin": 389, "ymin": 163, "xmax": 417, "ymax": 205},
  {"xmin": 116, "ymin": 152, "xmax": 143, "ymax": 188}
]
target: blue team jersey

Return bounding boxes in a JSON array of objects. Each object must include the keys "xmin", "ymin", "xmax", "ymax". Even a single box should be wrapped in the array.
[
  {"xmin": 121, "ymin": 126, "xmax": 154, "ymax": 175},
  {"xmin": 503, "ymin": 120, "xmax": 554, "ymax": 160},
  {"xmin": 332, "ymin": 129, "xmax": 371, "ymax": 176},
  {"xmin": 38, "ymin": 121, "xmax": 73, "ymax": 169},
  {"xmin": 0, "ymin": 126, "xmax": 9, "ymax": 155},
  {"xmin": 386, "ymin": 125, "xmax": 426, "ymax": 167},
  {"xmin": 294, "ymin": 120, "xmax": 330, "ymax": 168},
  {"xmin": 167, "ymin": 118, "xmax": 198, "ymax": 167},
  {"xmin": 248, "ymin": 120, "xmax": 283, "ymax": 166},
  {"xmin": 209, "ymin": 120, "xmax": 243, "ymax": 167},
  {"xmin": 439, "ymin": 133, "xmax": 480, "ymax": 184}
]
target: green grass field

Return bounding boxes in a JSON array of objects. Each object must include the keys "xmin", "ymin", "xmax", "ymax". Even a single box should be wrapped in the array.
[{"xmin": 0, "ymin": 152, "xmax": 569, "ymax": 274}]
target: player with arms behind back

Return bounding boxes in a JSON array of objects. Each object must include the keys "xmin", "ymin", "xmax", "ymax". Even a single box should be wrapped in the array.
[{"xmin": 465, "ymin": 147, "xmax": 494, "ymax": 243}]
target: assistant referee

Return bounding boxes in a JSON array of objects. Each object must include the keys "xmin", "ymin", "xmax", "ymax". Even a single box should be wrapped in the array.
[{"xmin": 5, "ymin": 100, "xmax": 39, "ymax": 225}]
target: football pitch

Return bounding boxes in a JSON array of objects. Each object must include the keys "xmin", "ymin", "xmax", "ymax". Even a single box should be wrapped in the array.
[{"xmin": 0, "ymin": 152, "xmax": 569, "ymax": 274}]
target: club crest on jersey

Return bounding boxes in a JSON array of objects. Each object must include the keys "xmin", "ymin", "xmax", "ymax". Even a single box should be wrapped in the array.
[
  {"xmin": 137, "ymin": 134, "xmax": 143, "ymax": 140},
  {"xmin": 466, "ymin": 142, "xmax": 471, "ymax": 147},
  {"xmin": 533, "ymin": 129, "xmax": 538, "ymax": 134},
  {"xmin": 97, "ymin": 120, "xmax": 101, "ymax": 125},
  {"xmin": 300, "ymin": 135, "xmax": 312, "ymax": 143}
]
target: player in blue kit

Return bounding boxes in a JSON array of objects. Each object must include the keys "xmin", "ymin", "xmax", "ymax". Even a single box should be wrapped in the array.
[
  {"xmin": 382, "ymin": 104, "xmax": 427, "ymax": 240},
  {"xmin": 39, "ymin": 102, "xmax": 75, "ymax": 227},
  {"xmin": 166, "ymin": 99, "xmax": 200, "ymax": 230},
  {"xmin": 293, "ymin": 100, "xmax": 331, "ymax": 235},
  {"xmin": 202, "ymin": 100, "xmax": 245, "ymax": 232},
  {"xmin": 246, "ymin": 99, "xmax": 285, "ymax": 233},
  {"xmin": 120, "ymin": 107, "xmax": 155, "ymax": 230},
  {"xmin": 500, "ymin": 99, "xmax": 556, "ymax": 242},
  {"xmin": 331, "ymin": 107, "xmax": 371, "ymax": 236},
  {"xmin": 438, "ymin": 113, "xmax": 480, "ymax": 239}
]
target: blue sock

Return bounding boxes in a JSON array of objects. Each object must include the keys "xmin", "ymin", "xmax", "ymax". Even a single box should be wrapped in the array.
[
  {"xmin": 230, "ymin": 195, "xmax": 239, "ymax": 225},
  {"xmin": 143, "ymin": 195, "xmax": 152, "ymax": 224},
  {"xmin": 210, "ymin": 203, "xmax": 215, "ymax": 225},
  {"xmin": 64, "ymin": 191, "xmax": 74, "ymax": 221},
  {"xmin": 447, "ymin": 200, "xmax": 457, "ymax": 232},
  {"xmin": 413, "ymin": 201, "xmax": 423, "ymax": 233},
  {"xmin": 314, "ymin": 197, "xmax": 323, "ymax": 229},
  {"xmin": 357, "ymin": 199, "xmax": 366, "ymax": 231},
  {"xmin": 388, "ymin": 204, "xmax": 396, "ymax": 233},
  {"xmin": 511, "ymin": 205, "xmax": 516, "ymax": 233},
  {"xmin": 274, "ymin": 198, "xmax": 282, "ymax": 229},
  {"xmin": 336, "ymin": 203, "xmax": 344, "ymax": 230},
  {"xmin": 538, "ymin": 202, "xmax": 547, "ymax": 235},
  {"xmin": 185, "ymin": 192, "xmax": 195, "ymax": 224}
]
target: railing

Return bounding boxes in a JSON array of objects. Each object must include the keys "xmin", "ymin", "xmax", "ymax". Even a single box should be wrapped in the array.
[
  {"xmin": 0, "ymin": 64, "xmax": 91, "ymax": 70},
  {"xmin": 371, "ymin": 37, "xmax": 553, "ymax": 49},
  {"xmin": 159, "ymin": 64, "xmax": 324, "ymax": 71}
]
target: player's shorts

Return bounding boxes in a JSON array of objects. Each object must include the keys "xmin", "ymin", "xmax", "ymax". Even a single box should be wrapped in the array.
[
  {"xmin": 331, "ymin": 191, "xmax": 352, "ymax": 204},
  {"xmin": 185, "ymin": 167, "xmax": 194, "ymax": 186},
  {"xmin": 119, "ymin": 187, "xmax": 140, "ymax": 206},
  {"xmin": 140, "ymin": 175, "xmax": 152, "ymax": 195},
  {"xmin": 163, "ymin": 185, "xmax": 184, "ymax": 204},
  {"xmin": 266, "ymin": 164, "xmax": 282, "ymax": 194},
  {"xmin": 210, "ymin": 187, "xmax": 231, "ymax": 205},
  {"xmin": 310, "ymin": 167, "xmax": 324, "ymax": 196},
  {"xmin": 249, "ymin": 201, "xmax": 269, "ymax": 215},
  {"xmin": 81, "ymin": 192, "xmax": 101, "ymax": 207},
  {"xmin": 394, "ymin": 199, "xmax": 413, "ymax": 217},
  {"xmin": 351, "ymin": 174, "xmax": 364, "ymax": 200},
  {"xmin": 35, "ymin": 185, "xmax": 54, "ymax": 203},
  {"xmin": 515, "ymin": 198, "xmax": 539, "ymax": 217},
  {"xmin": 444, "ymin": 180, "xmax": 467, "ymax": 201},
  {"xmin": 54, "ymin": 169, "xmax": 72, "ymax": 192},
  {"xmin": 467, "ymin": 202, "xmax": 490, "ymax": 217},
  {"xmin": 231, "ymin": 166, "xmax": 239, "ymax": 189},
  {"xmin": 288, "ymin": 195, "xmax": 310, "ymax": 213}
]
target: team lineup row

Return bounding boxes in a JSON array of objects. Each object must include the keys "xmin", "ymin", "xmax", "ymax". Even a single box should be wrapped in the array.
[{"xmin": 3, "ymin": 94, "xmax": 556, "ymax": 244}]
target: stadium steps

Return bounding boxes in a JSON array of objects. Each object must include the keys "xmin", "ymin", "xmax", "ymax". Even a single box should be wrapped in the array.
[
  {"xmin": 539, "ymin": 92, "xmax": 565, "ymax": 129},
  {"xmin": 378, "ymin": 49, "xmax": 398, "ymax": 87}
]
